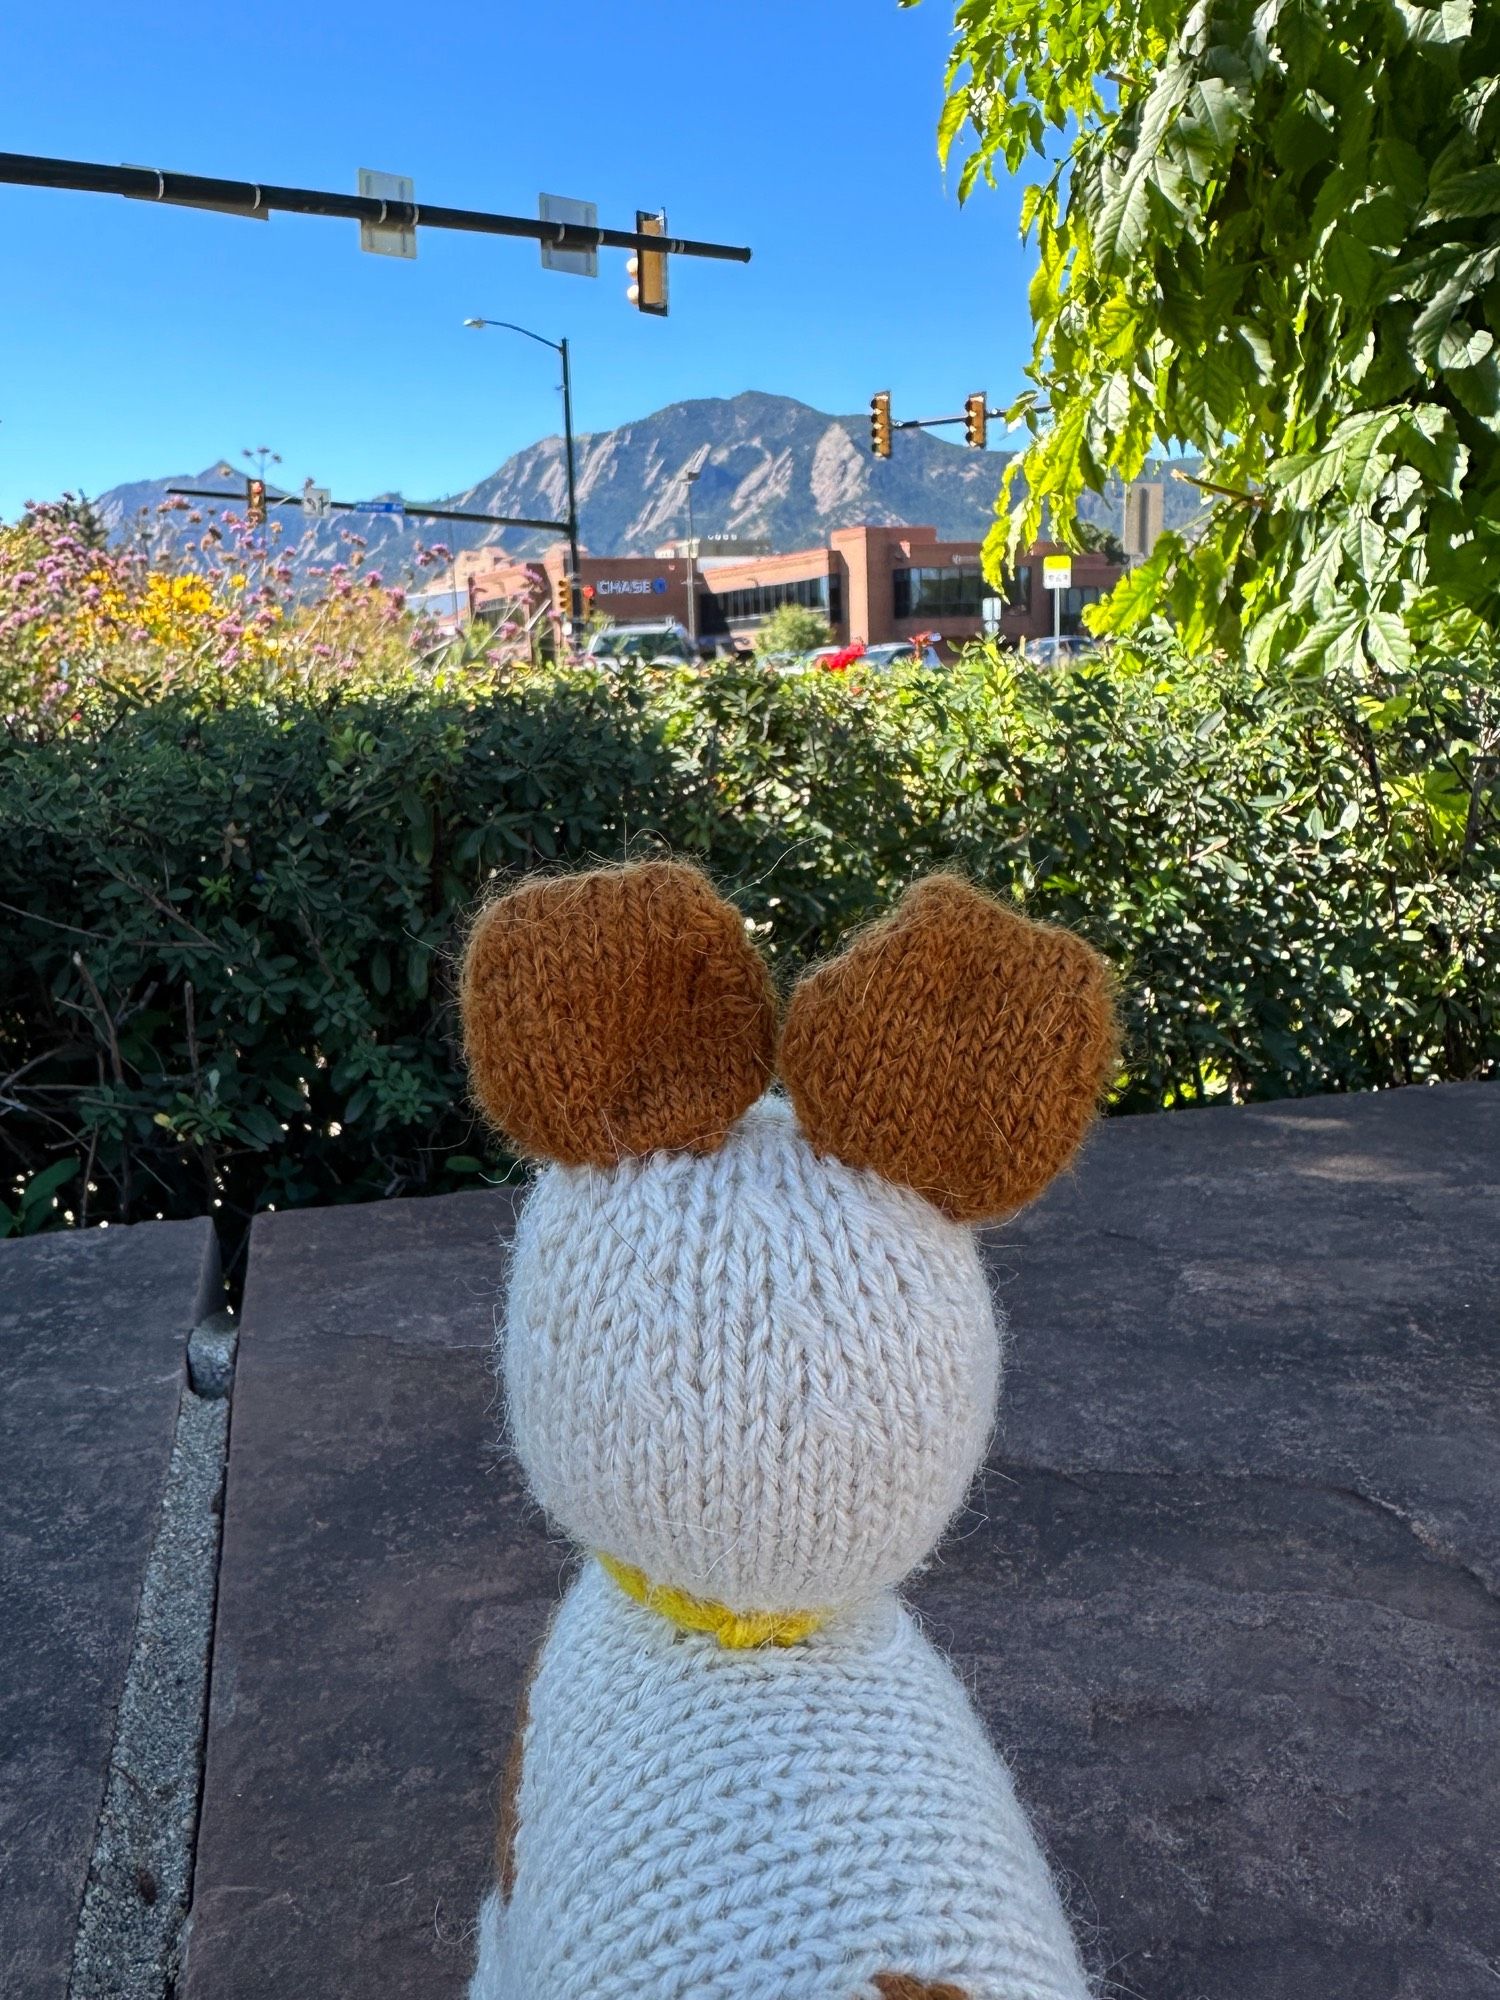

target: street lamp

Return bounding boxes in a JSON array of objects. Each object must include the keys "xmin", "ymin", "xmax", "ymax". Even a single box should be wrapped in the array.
[
  {"xmin": 675, "ymin": 444, "xmax": 710, "ymax": 652},
  {"xmin": 463, "ymin": 317, "xmax": 582, "ymax": 628}
]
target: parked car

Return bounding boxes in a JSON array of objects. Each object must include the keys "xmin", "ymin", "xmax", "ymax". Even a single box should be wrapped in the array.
[
  {"xmin": 1021, "ymin": 634, "xmax": 1099, "ymax": 667},
  {"xmin": 861, "ymin": 640, "xmax": 943, "ymax": 671},
  {"xmin": 794, "ymin": 640, "xmax": 944, "ymax": 674},
  {"xmin": 583, "ymin": 622, "xmax": 696, "ymax": 666}
]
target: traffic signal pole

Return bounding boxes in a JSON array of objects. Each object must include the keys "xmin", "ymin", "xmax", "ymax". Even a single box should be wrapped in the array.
[
  {"xmin": 167, "ymin": 484, "xmax": 571, "ymax": 536},
  {"xmin": 0, "ymin": 152, "xmax": 752, "ymax": 273},
  {"xmin": 868, "ymin": 393, "xmax": 1005, "ymax": 458}
]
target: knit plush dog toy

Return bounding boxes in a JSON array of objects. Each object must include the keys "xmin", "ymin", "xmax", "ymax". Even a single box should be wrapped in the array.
[{"xmin": 461, "ymin": 860, "xmax": 1116, "ymax": 2000}]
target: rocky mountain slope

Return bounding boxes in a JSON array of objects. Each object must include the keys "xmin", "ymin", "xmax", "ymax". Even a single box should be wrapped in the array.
[{"xmin": 94, "ymin": 391, "xmax": 1203, "ymax": 578}]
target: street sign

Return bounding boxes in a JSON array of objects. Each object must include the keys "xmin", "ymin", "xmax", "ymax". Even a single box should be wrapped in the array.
[
  {"xmin": 303, "ymin": 484, "xmax": 331, "ymax": 519},
  {"xmin": 358, "ymin": 169, "xmax": 416, "ymax": 258},
  {"xmin": 539, "ymin": 193, "xmax": 598, "ymax": 277},
  {"xmin": 1042, "ymin": 555, "xmax": 1073, "ymax": 591},
  {"xmin": 355, "ymin": 499, "xmax": 406, "ymax": 517}
]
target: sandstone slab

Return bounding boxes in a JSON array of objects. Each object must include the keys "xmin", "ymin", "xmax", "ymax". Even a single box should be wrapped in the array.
[
  {"xmin": 0, "ymin": 1217, "xmax": 220, "ymax": 1999},
  {"xmin": 187, "ymin": 1084, "xmax": 1498, "ymax": 1998}
]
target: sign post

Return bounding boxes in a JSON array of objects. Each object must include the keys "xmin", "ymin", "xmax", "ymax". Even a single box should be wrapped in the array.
[{"xmin": 1042, "ymin": 553, "xmax": 1072, "ymax": 647}]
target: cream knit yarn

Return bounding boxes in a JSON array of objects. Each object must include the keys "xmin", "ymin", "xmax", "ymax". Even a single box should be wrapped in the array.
[
  {"xmin": 504, "ymin": 1096, "xmax": 1000, "ymax": 1613},
  {"xmin": 470, "ymin": 1561, "xmax": 1089, "ymax": 2000},
  {"xmin": 462, "ymin": 865, "xmax": 1114, "ymax": 2000},
  {"xmin": 471, "ymin": 1098, "xmax": 1092, "ymax": 2000}
]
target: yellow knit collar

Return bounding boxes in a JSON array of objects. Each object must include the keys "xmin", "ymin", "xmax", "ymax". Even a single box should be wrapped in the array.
[{"xmin": 597, "ymin": 1553, "xmax": 825, "ymax": 1649}]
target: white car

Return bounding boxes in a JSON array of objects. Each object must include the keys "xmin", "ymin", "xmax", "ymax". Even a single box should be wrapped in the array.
[
  {"xmin": 1022, "ymin": 634, "xmax": 1099, "ymax": 666},
  {"xmin": 584, "ymin": 622, "xmax": 697, "ymax": 666},
  {"xmin": 861, "ymin": 641, "xmax": 943, "ymax": 671}
]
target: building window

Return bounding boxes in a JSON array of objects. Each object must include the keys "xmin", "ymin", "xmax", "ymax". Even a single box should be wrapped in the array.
[
  {"xmin": 1007, "ymin": 564, "xmax": 1032, "ymax": 610},
  {"xmin": 702, "ymin": 572, "xmax": 834, "ymax": 631},
  {"xmin": 892, "ymin": 566, "xmax": 988, "ymax": 620},
  {"xmin": 1060, "ymin": 585, "xmax": 1103, "ymax": 635}
]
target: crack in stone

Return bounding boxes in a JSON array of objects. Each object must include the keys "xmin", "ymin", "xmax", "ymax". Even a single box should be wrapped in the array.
[
  {"xmin": 68, "ymin": 1316, "xmax": 237, "ymax": 2000},
  {"xmin": 993, "ymin": 1460, "xmax": 1500, "ymax": 1617}
]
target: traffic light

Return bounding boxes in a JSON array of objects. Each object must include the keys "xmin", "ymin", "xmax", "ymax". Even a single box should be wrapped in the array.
[
  {"xmin": 870, "ymin": 391, "xmax": 892, "ymax": 459},
  {"xmin": 964, "ymin": 393, "xmax": 988, "ymax": 449},
  {"xmin": 554, "ymin": 570, "xmax": 574, "ymax": 624},
  {"xmin": 246, "ymin": 477, "xmax": 267, "ymax": 527},
  {"xmin": 626, "ymin": 210, "xmax": 668, "ymax": 315}
]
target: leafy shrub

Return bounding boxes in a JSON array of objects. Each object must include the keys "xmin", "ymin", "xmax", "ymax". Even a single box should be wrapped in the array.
[
  {"xmin": 1, "ymin": 647, "xmax": 1493, "ymax": 1269},
  {"xmin": 754, "ymin": 602, "xmax": 832, "ymax": 656}
]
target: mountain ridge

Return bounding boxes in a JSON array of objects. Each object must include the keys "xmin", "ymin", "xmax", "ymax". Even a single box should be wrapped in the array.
[{"xmin": 92, "ymin": 391, "xmax": 1202, "ymax": 579}]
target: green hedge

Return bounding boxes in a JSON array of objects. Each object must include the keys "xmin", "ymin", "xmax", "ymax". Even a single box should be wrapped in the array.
[{"xmin": 1, "ymin": 650, "xmax": 1494, "ymax": 1260}]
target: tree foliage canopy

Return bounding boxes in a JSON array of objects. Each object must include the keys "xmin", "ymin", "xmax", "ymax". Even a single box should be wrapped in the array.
[{"xmin": 910, "ymin": 0, "xmax": 1500, "ymax": 677}]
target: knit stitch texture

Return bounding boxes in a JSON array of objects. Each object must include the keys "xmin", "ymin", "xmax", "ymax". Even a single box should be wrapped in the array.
[
  {"xmin": 460, "ymin": 860, "xmax": 777, "ymax": 1166},
  {"xmin": 463, "ymin": 862, "xmax": 1113, "ymax": 2000},
  {"xmin": 780, "ymin": 875, "xmax": 1117, "ymax": 1223},
  {"xmin": 470, "ymin": 1563, "xmax": 1091, "ymax": 2000},
  {"xmin": 503, "ymin": 1096, "xmax": 999, "ymax": 1612}
]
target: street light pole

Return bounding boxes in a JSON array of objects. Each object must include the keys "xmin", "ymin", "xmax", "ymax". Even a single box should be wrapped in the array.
[
  {"xmin": 683, "ymin": 477, "xmax": 697, "ymax": 649},
  {"xmin": 675, "ymin": 444, "xmax": 709, "ymax": 655},
  {"xmin": 558, "ymin": 337, "xmax": 582, "ymax": 631},
  {"xmin": 463, "ymin": 316, "xmax": 582, "ymax": 630}
]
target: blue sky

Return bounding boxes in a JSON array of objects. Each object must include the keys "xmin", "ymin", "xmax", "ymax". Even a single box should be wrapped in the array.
[{"xmin": 1, "ymin": 0, "xmax": 1036, "ymax": 517}]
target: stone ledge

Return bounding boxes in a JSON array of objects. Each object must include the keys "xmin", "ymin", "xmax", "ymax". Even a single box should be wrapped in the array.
[
  {"xmin": 0, "ymin": 1216, "xmax": 220, "ymax": 2000},
  {"xmin": 185, "ymin": 1084, "xmax": 1498, "ymax": 1999}
]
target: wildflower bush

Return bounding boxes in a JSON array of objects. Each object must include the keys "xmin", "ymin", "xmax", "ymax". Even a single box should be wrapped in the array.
[
  {"xmin": 0, "ymin": 491, "xmax": 454, "ymax": 734},
  {"xmin": 2, "ymin": 610, "xmax": 1494, "ymax": 1258}
]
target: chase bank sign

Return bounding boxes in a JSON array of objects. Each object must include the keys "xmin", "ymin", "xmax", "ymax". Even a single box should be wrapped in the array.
[{"xmin": 597, "ymin": 577, "xmax": 669, "ymax": 596}]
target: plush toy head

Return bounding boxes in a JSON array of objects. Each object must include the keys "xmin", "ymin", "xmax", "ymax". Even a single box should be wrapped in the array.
[{"xmin": 462, "ymin": 861, "xmax": 1116, "ymax": 1614}]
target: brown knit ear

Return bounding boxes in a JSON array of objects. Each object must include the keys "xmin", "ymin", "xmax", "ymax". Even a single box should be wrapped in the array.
[
  {"xmin": 461, "ymin": 860, "xmax": 776, "ymax": 1166},
  {"xmin": 779, "ymin": 875, "xmax": 1117, "ymax": 1222}
]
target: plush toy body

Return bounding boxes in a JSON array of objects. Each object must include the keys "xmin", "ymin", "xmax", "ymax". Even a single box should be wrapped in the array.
[{"xmin": 462, "ymin": 864, "xmax": 1115, "ymax": 2000}]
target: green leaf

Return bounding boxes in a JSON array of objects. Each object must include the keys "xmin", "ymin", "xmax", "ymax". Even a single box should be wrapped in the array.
[
  {"xmin": 937, "ymin": 86, "xmax": 970, "ymax": 167},
  {"xmin": 1410, "ymin": 247, "xmax": 1500, "ymax": 367},
  {"xmin": 19, "ymin": 1157, "xmax": 80, "ymax": 1223},
  {"xmin": 1395, "ymin": 0, "xmax": 1474, "ymax": 44},
  {"xmin": 1423, "ymin": 164, "xmax": 1500, "ymax": 221},
  {"xmin": 1088, "ymin": 536, "xmax": 1177, "ymax": 634},
  {"xmin": 1436, "ymin": 323, "xmax": 1494, "ymax": 372},
  {"xmin": 1322, "ymin": 231, "xmax": 1377, "ymax": 310},
  {"xmin": 1095, "ymin": 162, "xmax": 1155, "ymax": 275},
  {"xmin": 1364, "ymin": 610, "xmax": 1415, "ymax": 674},
  {"xmin": 237, "ymin": 1104, "xmax": 285, "ymax": 1149}
]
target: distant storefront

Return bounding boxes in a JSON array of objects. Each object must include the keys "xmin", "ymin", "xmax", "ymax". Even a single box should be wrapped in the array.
[{"xmin": 467, "ymin": 524, "xmax": 1123, "ymax": 653}]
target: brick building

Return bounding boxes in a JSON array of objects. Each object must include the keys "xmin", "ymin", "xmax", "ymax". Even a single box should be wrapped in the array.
[{"xmin": 464, "ymin": 524, "xmax": 1123, "ymax": 653}]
